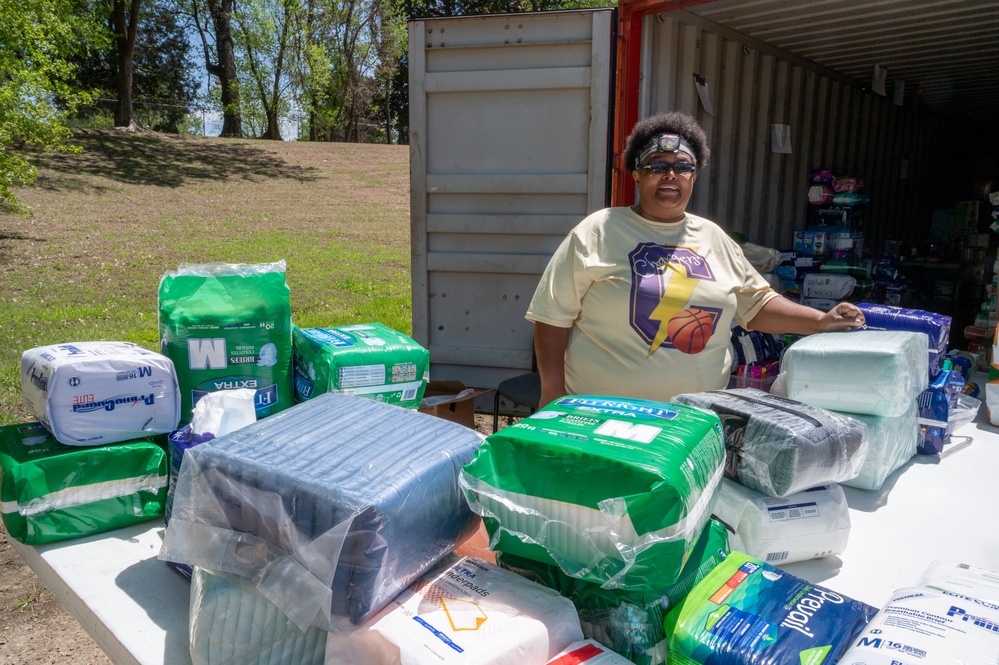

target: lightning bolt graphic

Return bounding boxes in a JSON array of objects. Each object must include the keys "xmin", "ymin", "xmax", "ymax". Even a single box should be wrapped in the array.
[{"xmin": 647, "ymin": 255, "xmax": 699, "ymax": 356}]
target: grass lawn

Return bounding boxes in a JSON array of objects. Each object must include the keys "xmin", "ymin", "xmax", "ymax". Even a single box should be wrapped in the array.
[{"xmin": 0, "ymin": 130, "xmax": 412, "ymax": 426}]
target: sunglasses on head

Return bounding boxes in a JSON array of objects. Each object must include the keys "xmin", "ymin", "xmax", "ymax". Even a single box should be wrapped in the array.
[{"xmin": 641, "ymin": 161, "xmax": 696, "ymax": 175}]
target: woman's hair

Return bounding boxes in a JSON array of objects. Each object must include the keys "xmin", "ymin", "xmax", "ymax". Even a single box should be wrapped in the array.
[{"xmin": 624, "ymin": 111, "xmax": 710, "ymax": 171}]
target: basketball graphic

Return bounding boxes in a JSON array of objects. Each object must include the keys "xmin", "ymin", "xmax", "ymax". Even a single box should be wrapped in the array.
[{"xmin": 667, "ymin": 307, "xmax": 715, "ymax": 354}]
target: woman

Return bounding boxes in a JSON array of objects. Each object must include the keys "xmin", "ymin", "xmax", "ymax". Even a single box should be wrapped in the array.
[{"xmin": 526, "ymin": 111, "xmax": 865, "ymax": 408}]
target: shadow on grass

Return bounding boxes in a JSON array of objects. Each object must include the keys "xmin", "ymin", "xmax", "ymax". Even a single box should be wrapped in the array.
[{"xmin": 28, "ymin": 129, "xmax": 323, "ymax": 193}]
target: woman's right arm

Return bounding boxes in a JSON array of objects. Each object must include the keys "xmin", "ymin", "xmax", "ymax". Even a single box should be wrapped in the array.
[{"xmin": 533, "ymin": 322, "xmax": 570, "ymax": 408}]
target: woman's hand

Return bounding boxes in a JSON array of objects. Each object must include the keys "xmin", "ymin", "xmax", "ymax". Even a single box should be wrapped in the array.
[{"xmin": 818, "ymin": 302, "xmax": 866, "ymax": 332}]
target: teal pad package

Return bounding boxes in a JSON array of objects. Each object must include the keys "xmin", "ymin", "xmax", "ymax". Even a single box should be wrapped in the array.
[
  {"xmin": 0, "ymin": 422, "xmax": 167, "ymax": 545},
  {"xmin": 664, "ymin": 552, "xmax": 876, "ymax": 665},
  {"xmin": 158, "ymin": 261, "xmax": 294, "ymax": 424},
  {"xmin": 292, "ymin": 323, "xmax": 429, "ymax": 408},
  {"xmin": 460, "ymin": 395, "xmax": 725, "ymax": 595}
]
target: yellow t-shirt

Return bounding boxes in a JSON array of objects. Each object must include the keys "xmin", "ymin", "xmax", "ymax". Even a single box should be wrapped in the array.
[{"xmin": 526, "ymin": 207, "xmax": 780, "ymax": 401}]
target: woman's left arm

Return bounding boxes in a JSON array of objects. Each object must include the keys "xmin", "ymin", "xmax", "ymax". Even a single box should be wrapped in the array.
[{"xmin": 746, "ymin": 296, "xmax": 865, "ymax": 335}]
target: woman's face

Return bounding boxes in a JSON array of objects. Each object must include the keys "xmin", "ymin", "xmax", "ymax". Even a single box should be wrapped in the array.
[{"xmin": 631, "ymin": 150, "xmax": 698, "ymax": 224}]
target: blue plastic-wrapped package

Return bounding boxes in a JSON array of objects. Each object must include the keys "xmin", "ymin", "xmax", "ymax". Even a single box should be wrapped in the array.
[
  {"xmin": 854, "ymin": 302, "xmax": 951, "ymax": 378},
  {"xmin": 161, "ymin": 393, "xmax": 484, "ymax": 632}
]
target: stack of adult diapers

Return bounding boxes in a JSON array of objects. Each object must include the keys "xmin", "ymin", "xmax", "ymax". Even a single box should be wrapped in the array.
[
  {"xmin": 4, "ymin": 341, "xmax": 179, "ymax": 543},
  {"xmin": 460, "ymin": 395, "xmax": 727, "ymax": 665},
  {"xmin": 778, "ymin": 330, "xmax": 928, "ymax": 490},
  {"xmin": 162, "ymin": 392, "xmax": 485, "ymax": 635},
  {"xmin": 671, "ymin": 388, "xmax": 864, "ymax": 563}
]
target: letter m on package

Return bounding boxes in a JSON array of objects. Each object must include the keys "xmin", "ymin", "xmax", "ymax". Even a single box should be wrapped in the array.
[{"xmin": 188, "ymin": 338, "xmax": 227, "ymax": 370}]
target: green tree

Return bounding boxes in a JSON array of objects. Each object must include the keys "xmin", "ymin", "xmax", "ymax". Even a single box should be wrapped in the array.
[
  {"xmin": 233, "ymin": 0, "xmax": 299, "ymax": 139},
  {"xmin": 0, "ymin": 0, "xmax": 107, "ymax": 212},
  {"xmin": 187, "ymin": 0, "xmax": 244, "ymax": 136}
]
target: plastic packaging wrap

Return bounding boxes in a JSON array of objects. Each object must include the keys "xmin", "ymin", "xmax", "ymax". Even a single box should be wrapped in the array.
[
  {"xmin": 496, "ymin": 518, "xmax": 730, "ymax": 665},
  {"xmin": 671, "ymin": 388, "xmax": 868, "ymax": 497},
  {"xmin": 839, "ymin": 402, "xmax": 919, "ymax": 490},
  {"xmin": 664, "ymin": 552, "xmax": 877, "ymax": 665},
  {"xmin": 158, "ymin": 260, "xmax": 294, "ymax": 424},
  {"xmin": 920, "ymin": 560, "xmax": 999, "ymax": 601},
  {"xmin": 0, "ymin": 422, "xmax": 167, "ymax": 545},
  {"xmin": 779, "ymin": 330, "xmax": 929, "ymax": 417},
  {"xmin": 292, "ymin": 323, "xmax": 429, "ymax": 407},
  {"xmin": 161, "ymin": 393, "xmax": 484, "ymax": 633},
  {"xmin": 20, "ymin": 341, "xmax": 180, "ymax": 446},
  {"xmin": 740, "ymin": 243, "xmax": 781, "ymax": 274},
  {"xmin": 190, "ymin": 566, "xmax": 328, "ymax": 665},
  {"xmin": 460, "ymin": 396, "xmax": 726, "ymax": 594},
  {"xmin": 854, "ymin": 302, "xmax": 952, "ymax": 377},
  {"xmin": 711, "ymin": 480, "xmax": 850, "ymax": 565}
]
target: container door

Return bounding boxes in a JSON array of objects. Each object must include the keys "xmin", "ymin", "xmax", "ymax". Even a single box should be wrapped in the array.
[{"xmin": 409, "ymin": 9, "xmax": 614, "ymax": 390}]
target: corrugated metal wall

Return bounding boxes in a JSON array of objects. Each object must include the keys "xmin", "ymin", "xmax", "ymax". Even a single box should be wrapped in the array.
[{"xmin": 641, "ymin": 9, "xmax": 941, "ymax": 257}]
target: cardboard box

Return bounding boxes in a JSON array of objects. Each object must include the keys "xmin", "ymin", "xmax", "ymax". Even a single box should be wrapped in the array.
[
  {"xmin": 793, "ymin": 230, "xmax": 827, "ymax": 255},
  {"xmin": 419, "ymin": 381, "xmax": 490, "ymax": 429}
]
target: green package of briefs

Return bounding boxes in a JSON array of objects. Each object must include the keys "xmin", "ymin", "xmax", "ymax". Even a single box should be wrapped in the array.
[
  {"xmin": 460, "ymin": 396, "xmax": 725, "ymax": 594},
  {"xmin": 0, "ymin": 422, "xmax": 167, "ymax": 545},
  {"xmin": 158, "ymin": 261, "xmax": 294, "ymax": 424},
  {"xmin": 292, "ymin": 323, "xmax": 429, "ymax": 408}
]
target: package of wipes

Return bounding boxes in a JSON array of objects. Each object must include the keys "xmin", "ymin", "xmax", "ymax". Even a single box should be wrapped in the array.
[{"xmin": 20, "ymin": 341, "xmax": 181, "ymax": 445}]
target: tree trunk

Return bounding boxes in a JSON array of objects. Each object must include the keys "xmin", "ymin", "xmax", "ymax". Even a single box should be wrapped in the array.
[
  {"xmin": 206, "ymin": 0, "xmax": 242, "ymax": 137},
  {"xmin": 111, "ymin": 0, "xmax": 142, "ymax": 131}
]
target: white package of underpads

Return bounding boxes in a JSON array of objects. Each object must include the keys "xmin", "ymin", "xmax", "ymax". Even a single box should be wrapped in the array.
[
  {"xmin": 325, "ymin": 556, "xmax": 584, "ymax": 664},
  {"xmin": 546, "ymin": 640, "xmax": 635, "ymax": 664},
  {"xmin": 711, "ymin": 479, "xmax": 850, "ymax": 565},
  {"xmin": 779, "ymin": 330, "xmax": 928, "ymax": 417},
  {"xmin": 839, "ymin": 402, "xmax": 919, "ymax": 491},
  {"xmin": 21, "ymin": 341, "xmax": 181, "ymax": 446},
  {"xmin": 839, "ymin": 584, "xmax": 999, "ymax": 664}
]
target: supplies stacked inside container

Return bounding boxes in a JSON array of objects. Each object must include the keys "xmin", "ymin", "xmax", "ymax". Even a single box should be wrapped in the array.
[
  {"xmin": 460, "ymin": 396, "xmax": 728, "ymax": 665},
  {"xmin": 778, "ymin": 169, "xmax": 874, "ymax": 310},
  {"xmin": 2, "ymin": 342, "xmax": 180, "ymax": 544}
]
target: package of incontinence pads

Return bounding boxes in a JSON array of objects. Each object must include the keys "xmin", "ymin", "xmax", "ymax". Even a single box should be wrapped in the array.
[
  {"xmin": 672, "ymin": 388, "xmax": 868, "ymax": 497},
  {"xmin": 21, "ymin": 341, "xmax": 181, "ymax": 446},
  {"xmin": 0, "ymin": 422, "xmax": 167, "ymax": 544},
  {"xmin": 840, "ymin": 560, "xmax": 999, "ymax": 664},
  {"xmin": 711, "ymin": 480, "xmax": 850, "ymax": 565},
  {"xmin": 665, "ymin": 552, "xmax": 877, "ymax": 665},
  {"xmin": 840, "ymin": 402, "xmax": 919, "ymax": 490},
  {"xmin": 460, "ymin": 396, "xmax": 726, "ymax": 594},
  {"xmin": 547, "ymin": 640, "xmax": 636, "ymax": 664},
  {"xmin": 779, "ymin": 330, "xmax": 929, "ymax": 417}
]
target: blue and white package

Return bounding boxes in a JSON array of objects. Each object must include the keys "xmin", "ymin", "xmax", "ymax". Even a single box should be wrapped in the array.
[
  {"xmin": 854, "ymin": 303, "xmax": 951, "ymax": 378},
  {"xmin": 664, "ymin": 552, "xmax": 876, "ymax": 665},
  {"xmin": 916, "ymin": 364, "xmax": 965, "ymax": 454},
  {"xmin": 20, "ymin": 342, "xmax": 181, "ymax": 446}
]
